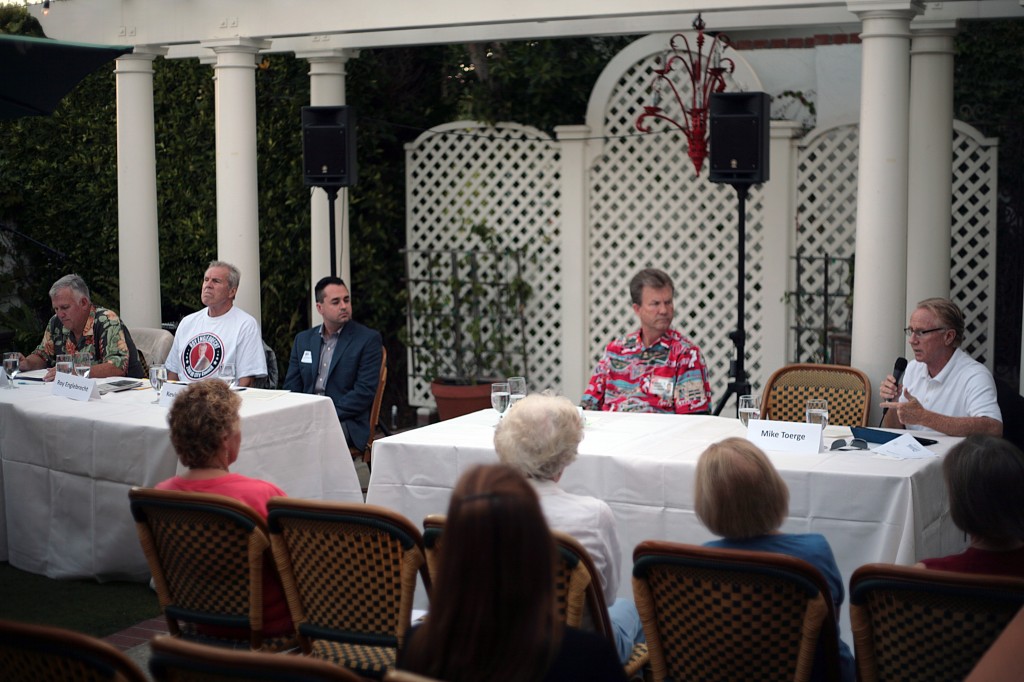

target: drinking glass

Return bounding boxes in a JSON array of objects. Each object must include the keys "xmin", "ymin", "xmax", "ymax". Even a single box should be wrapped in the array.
[
  {"xmin": 149, "ymin": 364, "xmax": 167, "ymax": 404},
  {"xmin": 738, "ymin": 394, "xmax": 760, "ymax": 427},
  {"xmin": 220, "ymin": 362, "xmax": 237, "ymax": 389},
  {"xmin": 806, "ymin": 398, "xmax": 829, "ymax": 429},
  {"xmin": 508, "ymin": 376, "xmax": 527, "ymax": 407},
  {"xmin": 491, "ymin": 382, "xmax": 511, "ymax": 418},
  {"xmin": 73, "ymin": 350, "xmax": 92, "ymax": 378},
  {"xmin": 3, "ymin": 352, "xmax": 19, "ymax": 389},
  {"xmin": 55, "ymin": 354, "xmax": 74, "ymax": 376}
]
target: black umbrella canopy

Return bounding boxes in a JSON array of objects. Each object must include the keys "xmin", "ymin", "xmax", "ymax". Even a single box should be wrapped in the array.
[{"xmin": 0, "ymin": 33, "xmax": 132, "ymax": 119}]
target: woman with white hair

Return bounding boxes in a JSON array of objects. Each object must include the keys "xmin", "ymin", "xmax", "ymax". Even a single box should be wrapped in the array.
[{"xmin": 494, "ymin": 392, "xmax": 643, "ymax": 664}]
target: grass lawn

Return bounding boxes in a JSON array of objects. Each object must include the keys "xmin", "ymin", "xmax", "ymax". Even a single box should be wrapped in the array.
[{"xmin": 0, "ymin": 562, "xmax": 160, "ymax": 638}]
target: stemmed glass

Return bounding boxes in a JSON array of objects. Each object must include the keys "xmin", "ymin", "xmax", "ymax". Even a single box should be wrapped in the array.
[
  {"xmin": 73, "ymin": 351, "xmax": 92, "ymax": 379},
  {"xmin": 149, "ymin": 364, "xmax": 167, "ymax": 404},
  {"xmin": 3, "ymin": 352, "xmax": 20, "ymax": 389},
  {"xmin": 806, "ymin": 398, "xmax": 829, "ymax": 429},
  {"xmin": 738, "ymin": 394, "xmax": 760, "ymax": 427},
  {"xmin": 219, "ymin": 362, "xmax": 237, "ymax": 389},
  {"xmin": 508, "ymin": 376, "xmax": 527, "ymax": 407},
  {"xmin": 491, "ymin": 382, "xmax": 511, "ymax": 419},
  {"xmin": 55, "ymin": 354, "xmax": 74, "ymax": 376}
]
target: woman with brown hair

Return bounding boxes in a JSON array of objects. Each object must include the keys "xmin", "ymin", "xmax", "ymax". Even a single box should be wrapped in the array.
[
  {"xmin": 156, "ymin": 379, "xmax": 292, "ymax": 638},
  {"xmin": 398, "ymin": 464, "xmax": 626, "ymax": 682},
  {"xmin": 918, "ymin": 434, "xmax": 1024, "ymax": 575}
]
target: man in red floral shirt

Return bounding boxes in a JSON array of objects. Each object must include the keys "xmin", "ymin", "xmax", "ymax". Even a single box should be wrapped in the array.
[{"xmin": 582, "ymin": 268, "xmax": 712, "ymax": 414}]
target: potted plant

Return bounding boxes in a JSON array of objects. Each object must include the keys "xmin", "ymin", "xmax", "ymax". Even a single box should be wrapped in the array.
[{"xmin": 403, "ymin": 223, "xmax": 531, "ymax": 420}]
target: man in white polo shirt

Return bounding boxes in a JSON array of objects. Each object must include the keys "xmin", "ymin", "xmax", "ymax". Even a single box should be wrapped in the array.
[
  {"xmin": 164, "ymin": 261, "xmax": 267, "ymax": 387},
  {"xmin": 879, "ymin": 297, "xmax": 1002, "ymax": 437}
]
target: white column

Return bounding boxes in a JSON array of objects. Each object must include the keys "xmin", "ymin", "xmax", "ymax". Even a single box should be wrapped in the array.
[
  {"xmin": 297, "ymin": 50, "xmax": 358, "ymax": 314},
  {"xmin": 760, "ymin": 121, "xmax": 805, "ymax": 388},
  {"xmin": 115, "ymin": 47, "xmax": 166, "ymax": 329},
  {"xmin": 202, "ymin": 38, "xmax": 270, "ymax": 321},
  {"xmin": 848, "ymin": 1, "xmax": 923, "ymax": 424},
  {"xmin": 907, "ymin": 23, "xmax": 957, "ymax": 309},
  {"xmin": 555, "ymin": 124, "xmax": 591, "ymax": 400}
]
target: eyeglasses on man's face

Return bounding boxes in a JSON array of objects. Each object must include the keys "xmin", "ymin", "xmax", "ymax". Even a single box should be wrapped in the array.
[{"xmin": 903, "ymin": 327, "xmax": 947, "ymax": 339}]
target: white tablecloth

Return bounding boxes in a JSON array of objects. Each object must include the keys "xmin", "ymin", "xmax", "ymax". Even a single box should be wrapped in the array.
[
  {"xmin": 366, "ymin": 409, "xmax": 966, "ymax": 642},
  {"xmin": 0, "ymin": 380, "xmax": 363, "ymax": 581}
]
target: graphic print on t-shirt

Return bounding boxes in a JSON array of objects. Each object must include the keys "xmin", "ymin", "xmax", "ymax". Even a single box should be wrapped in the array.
[{"xmin": 183, "ymin": 333, "xmax": 224, "ymax": 380}]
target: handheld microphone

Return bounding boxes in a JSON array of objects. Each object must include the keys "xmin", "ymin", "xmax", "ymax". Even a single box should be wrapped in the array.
[{"xmin": 878, "ymin": 356, "xmax": 908, "ymax": 426}]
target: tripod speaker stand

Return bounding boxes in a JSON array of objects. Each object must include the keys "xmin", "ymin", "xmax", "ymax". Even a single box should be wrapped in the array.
[{"xmin": 707, "ymin": 92, "xmax": 770, "ymax": 416}]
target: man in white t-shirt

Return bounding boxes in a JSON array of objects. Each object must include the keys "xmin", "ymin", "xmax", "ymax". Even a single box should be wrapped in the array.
[
  {"xmin": 879, "ymin": 297, "xmax": 1002, "ymax": 437},
  {"xmin": 164, "ymin": 261, "xmax": 267, "ymax": 387}
]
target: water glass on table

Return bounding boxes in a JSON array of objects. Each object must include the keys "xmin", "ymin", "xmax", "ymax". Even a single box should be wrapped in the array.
[
  {"xmin": 219, "ymin": 362, "xmax": 237, "ymax": 389},
  {"xmin": 738, "ymin": 394, "xmax": 760, "ymax": 427},
  {"xmin": 55, "ymin": 354, "xmax": 74, "ymax": 376},
  {"xmin": 806, "ymin": 398, "xmax": 829, "ymax": 429},
  {"xmin": 73, "ymin": 351, "xmax": 92, "ymax": 378},
  {"xmin": 149, "ymin": 364, "xmax": 167, "ymax": 404},
  {"xmin": 508, "ymin": 376, "xmax": 527, "ymax": 407},
  {"xmin": 491, "ymin": 382, "xmax": 511, "ymax": 418},
  {"xmin": 3, "ymin": 352, "xmax": 20, "ymax": 389}
]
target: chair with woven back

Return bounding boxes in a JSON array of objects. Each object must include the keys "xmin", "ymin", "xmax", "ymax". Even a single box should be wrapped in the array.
[
  {"xmin": 148, "ymin": 634, "xmax": 364, "ymax": 682},
  {"xmin": 350, "ymin": 346, "xmax": 388, "ymax": 465},
  {"xmin": 849, "ymin": 563, "xmax": 1024, "ymax": 682},
  {"xmin": 760, "ymin": 362, "xmax": 871, "ymax": 426},
  {"xmin": 0, "ymin": 618, "xmax": 149, "ymax": 682},
  {"xmin": 422, "ymin": 515, "xmax": 649, "ymax": 680},
  {"xmin": 267, "ymin": 498, "xmax": 431, "ymax": 680},
  {"xmin": 128, "ymin": 487, "xmax": 297, "ymax": 652},
  {"xmin": 632, "ymin": 540, "xmax": 842, "ymax": 682}
]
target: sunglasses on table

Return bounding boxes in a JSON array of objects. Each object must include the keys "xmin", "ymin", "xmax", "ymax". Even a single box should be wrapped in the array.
[{"xmin": 829, "ymin": 438, "xmax": 869, "ymax": 451}]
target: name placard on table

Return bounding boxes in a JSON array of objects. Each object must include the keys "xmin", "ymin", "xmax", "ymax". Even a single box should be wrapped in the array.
[
  {"xmin": 158, "ymin": 382, "xmax": 188, "ymax": 407},
  {"xmin": 747, "ymin": 419, "xmax": 823, "ymax": 454},
  {"xmin": 52, "ymin": 372, "xmax": 99, "ymax": 401}
]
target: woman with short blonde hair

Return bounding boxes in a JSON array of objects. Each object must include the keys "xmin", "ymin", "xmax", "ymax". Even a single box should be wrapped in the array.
[{"xmin": 694, "ymin": 438, "xmax": 854, "ymax": 682}]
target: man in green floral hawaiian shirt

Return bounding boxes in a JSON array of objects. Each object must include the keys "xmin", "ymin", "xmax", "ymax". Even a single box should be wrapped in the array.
[{"xmin": 15, "ymin": 274, "xmax": 144, "ymax": 380}]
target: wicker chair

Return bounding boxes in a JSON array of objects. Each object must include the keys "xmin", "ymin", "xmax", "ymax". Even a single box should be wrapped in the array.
[
  {"xmin": 422, "ymin": 515, "xmax": 649, "ymax": 679},
  {"xmin": 850, "ymin": 563, "xmax": 1024, "ymax": 682},
  {"xmin": 128, "ymin": 487, "xmax": 297, "ymax": 652},
  {"xmin": 349, "ymin": 346, "xmax": 388, "ymax": 465},
  {"xmin": 760, "ymin": 362, "xmax": 871, "ymax": 427},
  {"xmin": 632, "ymin": 541, "xmax": 841, "ymax": 682},
  {"xmin": 267, "ymin": 499, "xmax": 430, "ymax": 680},
  {"xmin": 0, "ymin": 618, "xmax": 149, "ymax": 682},
  {"xmin": 148, "ymin": 634, "xmax": 364, "ymax": 682}
]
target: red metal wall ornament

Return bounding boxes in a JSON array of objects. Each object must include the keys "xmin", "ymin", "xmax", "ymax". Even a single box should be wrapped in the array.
[{"xmin": 635, "ymin": 14, "xmax": 735, "ymax": 176}]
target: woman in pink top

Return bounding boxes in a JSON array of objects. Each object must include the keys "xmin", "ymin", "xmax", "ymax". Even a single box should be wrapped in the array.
[
  {"xmin": 918, "ymin": 435, "xmax": 1024, "ymax": 577},
  {"xmin": 156, "ymin": 379, "xmax": 293, "ymax": 636}
]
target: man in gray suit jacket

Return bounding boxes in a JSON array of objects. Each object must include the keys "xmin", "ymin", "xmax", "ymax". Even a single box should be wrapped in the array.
[{"xmin": 283, "ymin": 276, "xmax": 383, "ymax": 451}]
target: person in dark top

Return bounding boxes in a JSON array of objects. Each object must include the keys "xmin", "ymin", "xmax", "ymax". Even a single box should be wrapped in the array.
[
  {"xmin": 918, "ymin": 435, "xmax": 1024, "ymax": 577},
  {"xmin": 397, "ymin": 464, "xmax": 627, "ymax": 682}
]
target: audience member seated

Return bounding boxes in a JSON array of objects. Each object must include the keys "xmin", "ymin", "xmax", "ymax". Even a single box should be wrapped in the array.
[
  {"xmin": 156, "ymin": 380, "xmax": 293, "ymax": 638},
  {"xmin": 493, "ymin": 392, "xmax": 644, "ymax": 665},
  {"xmin": 397, "ymin": 464, "xmax": 627, "ymax": 682},
  {"xmin": 917, "ymin": 435, "xmax": 1024, "ymax": 576},
  {"xmin": 695, "ymin": 437, "xmax": 855, "ymax": 682}
]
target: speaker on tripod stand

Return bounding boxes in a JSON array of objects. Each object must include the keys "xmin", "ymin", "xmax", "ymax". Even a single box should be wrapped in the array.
[
  {"xmin": 301, "ymin": 106, "xmax": 357, "ymax": 277},
  {"xmin": 707, "ymin": 92, "xmax": 770, "ymax": 416}
]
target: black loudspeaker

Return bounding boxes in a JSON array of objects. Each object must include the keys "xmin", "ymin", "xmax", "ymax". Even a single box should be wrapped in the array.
[
  {"xmin": 301, "ymin": 106, "xmax": 357, "ymax": 187},
  {"xmin": 709, "ymin": 92, "xmax": 770, "ymax": 185}
]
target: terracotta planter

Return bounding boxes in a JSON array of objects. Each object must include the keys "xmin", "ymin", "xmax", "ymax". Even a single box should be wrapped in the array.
[{"xmin": 430, "ymin": 380, "xmax": 494, "ymax": 421}]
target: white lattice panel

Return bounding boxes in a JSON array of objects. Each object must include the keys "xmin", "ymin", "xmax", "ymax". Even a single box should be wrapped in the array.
[
  {"xmin": 586, "ymin": 50, "xmax": 766, "ymax": 403},
  {"xmin": 794, "ymin": 120, "xmax": 997, "ymax": 367},
  {"xmin": 794, "ymin": 123, "xmax": 859, "ymax": 361},
  {"xmin": 950, "ymin": 121, "xmax": 997, "ymax": 366},
  {"xmin": 405, "ymin": 121, "xmax": 562, "ymax": 406}
]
